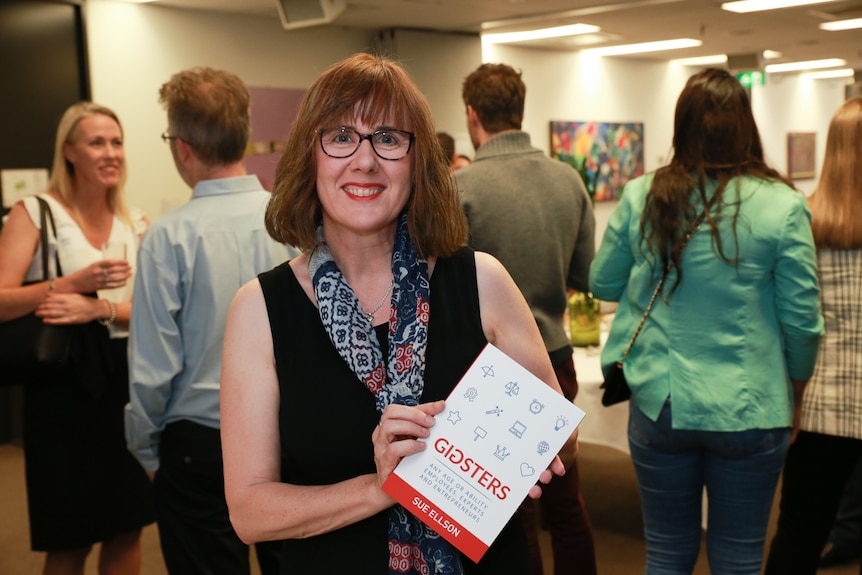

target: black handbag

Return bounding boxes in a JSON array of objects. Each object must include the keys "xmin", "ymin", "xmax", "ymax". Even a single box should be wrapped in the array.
[
  {"xmin": 0, "ymin": 197, "xmax": 74, "ymax": 386},
  {"xmin": 600, "ymin": 362, "xmax": 631, "ymax": 406},
  {"xmin": 600, "ymin": 213, "xmax": 705, "ymax": 407}
]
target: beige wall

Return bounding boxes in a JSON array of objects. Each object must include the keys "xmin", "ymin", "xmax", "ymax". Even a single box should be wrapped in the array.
[
  {"xmin": 85, "ymin": 0, "xmax": 847, "ymax": 242},
  {"xmin": 86, "ymin": 0, "xmax": 375, "ymax": 220}
]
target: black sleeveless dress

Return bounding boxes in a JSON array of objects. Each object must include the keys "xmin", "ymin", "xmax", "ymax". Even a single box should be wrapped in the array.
[{"xmin": 258, "ymin": 247, "xmax": 531, "ymax": 574}]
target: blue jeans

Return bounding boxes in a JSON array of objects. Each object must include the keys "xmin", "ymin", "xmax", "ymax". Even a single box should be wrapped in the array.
[{"xmin": 628, "ymin": 400, "xmax": 790, "ymax": 575}]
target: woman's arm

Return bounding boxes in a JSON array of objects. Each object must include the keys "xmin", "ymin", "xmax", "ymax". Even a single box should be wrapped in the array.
[
  {"xmin": 221, "ymin": 278, "xmax": 442, "ymax": 543},
  {"xmin": 589, "ymin": 185, "xmax": 637, "ymax": 302},
  {"xmin": 0, "ymin": 202, "xmax": 49, "ymax": 320},
  {"xmin": 474, "ymin": 251, "xmax": 571, "ymax": 491},
  {"xmin": 0, "ymin": 201, "xmax": 133, "ymax": 322},
  {"xmin": 475, "ymin": 252, "xmax": 559, "ymax": 391},
  {"xmin": 774, "ymin": 197, "xmax": 824, "ymax": 381}
]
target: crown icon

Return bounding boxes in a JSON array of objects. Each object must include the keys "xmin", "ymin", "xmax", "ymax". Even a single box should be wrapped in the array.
[{"xmin": 494, "ymin": 445, "xmax": 511, "ymax": 461}]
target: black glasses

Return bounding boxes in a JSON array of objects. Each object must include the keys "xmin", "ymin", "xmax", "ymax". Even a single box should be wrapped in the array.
[
  {"xmin": 318, "ymin": 127, "xmax": 415, "ymax": 161},
  {"xmin": 161, "ymin": 131, "xmax": 178, "ymax": 143}
]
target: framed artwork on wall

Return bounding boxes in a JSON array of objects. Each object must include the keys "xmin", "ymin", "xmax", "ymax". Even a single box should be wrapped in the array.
[
  {"xmin": 549, "ymin": 120, "xmax": 645, "ymax": 202},
  {"xmin": 787, "ymin": 132, "xmax": 816, "ymax": 180}
]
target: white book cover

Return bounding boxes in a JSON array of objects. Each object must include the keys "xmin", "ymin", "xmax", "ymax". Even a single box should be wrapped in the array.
[{"xmin": 382, "ymin": 343, "xmax": 586, "ymax": 562}]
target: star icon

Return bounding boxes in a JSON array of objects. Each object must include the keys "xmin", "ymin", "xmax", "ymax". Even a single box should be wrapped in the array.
[{"xmin": 447, "ymin": 410, "xmax": 462, "ymax": 425}]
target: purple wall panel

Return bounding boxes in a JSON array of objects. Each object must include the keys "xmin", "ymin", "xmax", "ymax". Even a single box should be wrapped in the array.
[{"xmin": 244, "ymin": 86, "xmax": 306, "ymax": 190}]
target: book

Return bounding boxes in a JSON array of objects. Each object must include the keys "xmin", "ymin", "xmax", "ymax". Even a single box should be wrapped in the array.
[{"xmin": 382, "ymin": 342, "xmax": 586, "ymax": 562}]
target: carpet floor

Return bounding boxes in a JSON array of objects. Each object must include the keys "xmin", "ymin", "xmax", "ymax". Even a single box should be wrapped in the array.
[{"xmin": 0, "ymin": 441, "xmax": 857, "ymax": 574}]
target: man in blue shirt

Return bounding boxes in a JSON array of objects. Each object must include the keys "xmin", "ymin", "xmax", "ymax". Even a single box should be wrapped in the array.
[{"xmin": 126, "ymin": 67, "xmax": 297, "ymax": 574}]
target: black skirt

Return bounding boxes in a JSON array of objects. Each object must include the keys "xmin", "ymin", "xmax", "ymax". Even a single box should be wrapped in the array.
[{"xmin": 22, "ymin": 336, "xmax": 155, "ymax": 551}]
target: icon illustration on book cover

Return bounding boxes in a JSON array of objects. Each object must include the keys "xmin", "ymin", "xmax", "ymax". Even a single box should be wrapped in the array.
[{"xmin": 382, "ymin": 343, "xmax": 586, "ymax": 562}]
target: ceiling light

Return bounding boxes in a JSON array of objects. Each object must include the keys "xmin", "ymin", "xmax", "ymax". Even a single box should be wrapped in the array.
[
  {"xmin": 671, "ymin": 54, "xmax": 729, "ymax": 66},
  {"xmin": 481, "ymin": 23, "xmax": 600, "ymax": 44},
  {"xmin": 721, "ymin": 0, "xmax": 841, "ymax": 13},
  {"xmin": 802, "ymin": 68, "xmax": 855, "ymax": 79},
  {"xmin": 765, "ymin": 58, "xmax": 847, "ymax": 72},
  {"xmin": 583, "ymin": 38, "xmax": 702, "ymax": 57},
  {"xmin": 762, "ymin": 50, "xmax": 782, "ymax": 59},
  {"xmin": 819, "ymin": 17, "xmax": 862, "ymax": 31}
]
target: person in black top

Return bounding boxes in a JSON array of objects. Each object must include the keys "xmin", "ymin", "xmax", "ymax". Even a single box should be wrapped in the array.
[{"xmin": 219, "ymin": 53, "xmax": 577, "ymax": 574}]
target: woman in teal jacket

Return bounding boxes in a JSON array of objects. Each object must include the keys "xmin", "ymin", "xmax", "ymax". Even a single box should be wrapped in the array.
[{"xmin": 589, "ymin": 68, "xmax": 824, "ymax": 575}]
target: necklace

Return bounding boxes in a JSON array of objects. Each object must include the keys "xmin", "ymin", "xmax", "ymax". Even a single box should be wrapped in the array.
[{"xmin": 364, "ymin": 280, "xmax": 394, "ymax": 320}]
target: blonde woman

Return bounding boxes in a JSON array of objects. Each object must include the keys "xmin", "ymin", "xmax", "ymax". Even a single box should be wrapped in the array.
[
  {"xmin": 0, "ymin": 102, "xmax": 153, "ymax": 575},
  {"xmin": 765, "ymin": 97, "xmax": 862, "ymax": 575}
]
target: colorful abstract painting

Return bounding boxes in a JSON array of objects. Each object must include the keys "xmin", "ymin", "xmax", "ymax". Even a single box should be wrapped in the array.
[{"xmin": 549, "ymin": 121, "xmax": 645, "ymax": 202}]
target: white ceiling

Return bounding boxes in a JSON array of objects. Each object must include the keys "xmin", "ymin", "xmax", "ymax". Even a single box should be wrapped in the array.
[{"xmin": 142, "ymin": 0, "xmax": 862, "ymax": 71}]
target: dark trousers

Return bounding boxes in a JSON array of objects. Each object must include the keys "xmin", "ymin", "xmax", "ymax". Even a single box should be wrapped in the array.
[
  {"xmin": 829, "ymin": 459, "xmax": 862, "ymax": 548},
  {"xmin": 519, "ymin": 356, "xmax": 598, "ymax": 575},
  {"xmin": 154, "ymin": 420, "xmax": 282, "ymax": 575},
  {"xmin": 765, "ymin": 431, "xmax": 862, "ymax": 575}
]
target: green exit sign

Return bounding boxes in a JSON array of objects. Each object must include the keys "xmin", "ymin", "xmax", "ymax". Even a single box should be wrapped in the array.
[{"xmin": 736, "ymin": 71, "xmax": 766, "ymax": 88}]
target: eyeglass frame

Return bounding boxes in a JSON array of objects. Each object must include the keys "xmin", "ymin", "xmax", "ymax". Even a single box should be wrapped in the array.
[
  {"xmin": 161, "ymin": 130, "xmax": 178, "ymax": 143},
  {"xmin": 317, "ymin": 127, "xmax": 415, "ymax": 161}
]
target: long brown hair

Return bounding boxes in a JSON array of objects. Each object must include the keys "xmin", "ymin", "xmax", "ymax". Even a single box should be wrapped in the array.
[
  {"xmin": 642, "ymin": 68, "xmax": 792, "ymax": 294},
  {"xmin": 265, "ymin": 52, "xmax": 467, "ymax": 258},
  {"xmin": 808, "ymin": 97, "xmax": 862, "ymax": 249}
]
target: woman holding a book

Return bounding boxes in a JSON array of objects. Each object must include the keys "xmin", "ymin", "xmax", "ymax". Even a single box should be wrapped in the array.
[{"xmin": 219, "ymin": 53, "xmax": 575, "ymax": 575}]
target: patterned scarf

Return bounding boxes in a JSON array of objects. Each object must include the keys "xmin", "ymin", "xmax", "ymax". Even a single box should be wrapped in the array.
[{"xmin": 309, "ymin": 214, "xmax": 464, "ymax": 575}]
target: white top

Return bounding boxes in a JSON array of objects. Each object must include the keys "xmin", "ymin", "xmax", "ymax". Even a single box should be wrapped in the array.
[{"xmin": 22, "ymin": 193, "xmax": 147, "ymax": 339}]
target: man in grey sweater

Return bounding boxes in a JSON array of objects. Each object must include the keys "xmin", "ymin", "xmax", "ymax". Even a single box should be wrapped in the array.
[{"xmin": 454, "ymin": 62, "xmax": 597, "ymax": 575}]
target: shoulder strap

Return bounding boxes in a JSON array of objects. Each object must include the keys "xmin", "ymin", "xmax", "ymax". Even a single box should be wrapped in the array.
[
  {"xmin": 620, "ymin": 211, "xmax": 705, "ymax": 362},
  {"xmin": 34, "ymin": 196, "xmax": 63, "ymax": 279}
]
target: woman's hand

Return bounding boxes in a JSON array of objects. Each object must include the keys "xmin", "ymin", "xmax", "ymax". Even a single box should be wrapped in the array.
[
  {"xmin": 372, "ymin": 400, "xmax": 446, "ymax": 493},
  {"xmin": 790, "ymin": 378, "xmax": 807, "ymax": 444},
  {"xmin": 60, "ymin": 259, "xmax": 131, "ymax": 293},
  {"xmin": 527, "ymin": 454, "xmax": 567, "ymax": 500},
  {"xmin": 35, "ymin": 292, "xmax": 105, "ymax": 325},
  {"xmin": 527, "ymin": 428, "xmax": 578, "ymax": 499}
]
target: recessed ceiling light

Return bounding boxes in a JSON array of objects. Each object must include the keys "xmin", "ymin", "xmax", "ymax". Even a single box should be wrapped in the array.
[
  {"xmin": 802, "ymin": 68, "xmax": 855, "ymax": 79},
  {"xmin": 765, "ymin": 58, "xmax": 847, "ymax": 72},
  {"xmin": 762, "ymin": 50, "xmax": 782, "ymax": 59},
  {"xmin": 583, "ymin": 38, "xmax": 702, "ymax": 57},
  {"xmin": 721, "ymin": 0, "xmax": 841, "ymax": 13},
  {"xmin": 671, "ymin": 54, "xmax": 729, "ymax": 66},
  {"xmin": 481, "ymin": 23, "xmax": 600, "ymax": 44},
  {"xmin": 819, "ymin": 17, "xmax": 862, "ymax": 31}
]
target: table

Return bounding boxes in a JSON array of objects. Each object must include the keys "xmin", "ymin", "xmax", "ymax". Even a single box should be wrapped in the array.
[{"xmin": 571, "ymin": 318, "xmax": 630, "ymax": 455}]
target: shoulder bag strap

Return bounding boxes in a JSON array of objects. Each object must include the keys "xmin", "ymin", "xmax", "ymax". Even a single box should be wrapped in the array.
[
  {"xmin": 620, "ymin": 211, "xmax": 705, "ymax": 363},
  {"xmin": 34, "ymin": 197, "xmax": 63, "ymax": 279}
]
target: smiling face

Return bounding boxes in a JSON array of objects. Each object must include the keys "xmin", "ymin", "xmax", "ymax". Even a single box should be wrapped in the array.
[
  {"xmin": 315, "ymin": 116, "xmax": 414, "ymax": 242},
  {"xmin": 63, "ymin": 113, "xmax": 124, "ymax": 191}
]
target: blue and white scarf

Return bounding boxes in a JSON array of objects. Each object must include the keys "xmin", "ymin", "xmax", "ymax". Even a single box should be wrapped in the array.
[{"xmin": 309, "ymin": 213, "xmax": 464, "ymax": 575}]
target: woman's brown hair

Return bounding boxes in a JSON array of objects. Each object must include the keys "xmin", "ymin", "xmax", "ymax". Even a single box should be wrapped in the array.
[
  {"xmin": 642, "ymin": 68, "xmax": 793, "ymax": 294},
  {"xmin": 265, "ymin": 52, "xmax": 466, "ymax": 258}
]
